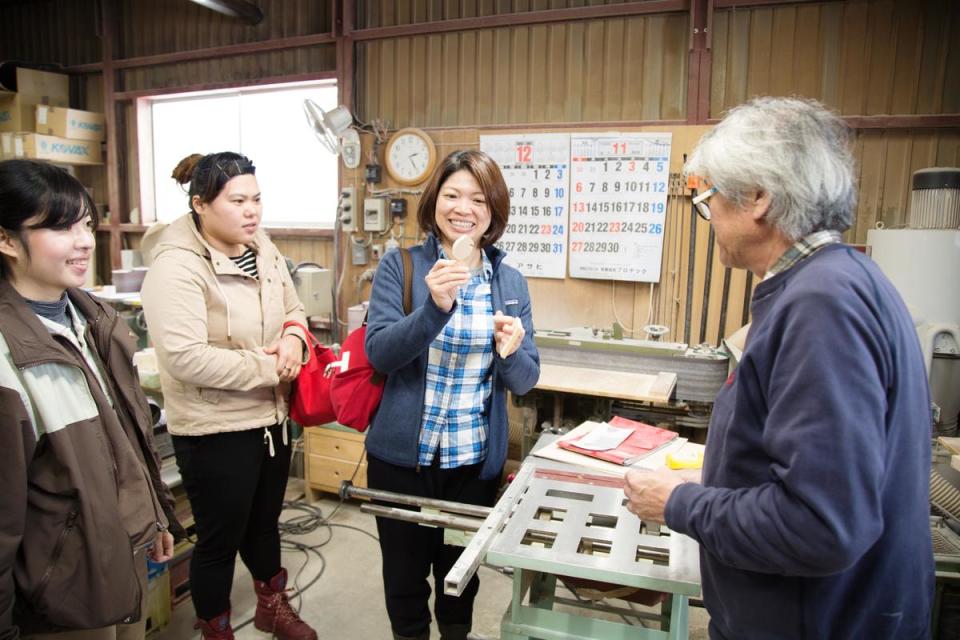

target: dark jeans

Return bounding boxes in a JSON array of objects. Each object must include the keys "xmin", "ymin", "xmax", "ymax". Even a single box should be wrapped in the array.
[
  {"xmin": 172, "ymin": 424, "xmax": 291, "ymax": 620},
  {"xmin": 367, "ymin": 453, "xmax": 500, "ymax": 638}
]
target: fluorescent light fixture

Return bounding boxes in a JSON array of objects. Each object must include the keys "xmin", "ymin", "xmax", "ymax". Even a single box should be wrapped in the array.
[{"xmin": 189, "ymin": 0, "xmax": 264, "ymax": 25}]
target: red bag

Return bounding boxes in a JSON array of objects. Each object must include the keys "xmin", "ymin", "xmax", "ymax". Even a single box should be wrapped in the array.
[
  {"xmin": 329, "ymin": 248, "xmax": 413, "ymax": 432},
  {"xmin": 283, "ymin": 320, "xmax": 338, "ymax": 426}
]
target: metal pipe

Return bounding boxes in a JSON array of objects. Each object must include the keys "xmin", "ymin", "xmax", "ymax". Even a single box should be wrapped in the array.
[
  {"xmin": 684, "ymin": 181, "xmax": 698, "ymax": 344},
  {"xmin": 717, "ymin": 266, "xmax": 732, "ymax": 344},
  {"xmin": 741, "ymin": 271, "xmax": 754, "ymax": 326},
  {"xmin": 445, "ymin": 464, "xmax": 535, "ymax": 596},
  {"xmin": 359, "ymin": 504, "xmax": 484, "ymax": 533},
  {"xmin": 699, "ymin": 225, "xmax": 715, "ymax": 344},
  {"xmin": 340, "ymin": 482, "xmax": 493, "ymax": 519}
]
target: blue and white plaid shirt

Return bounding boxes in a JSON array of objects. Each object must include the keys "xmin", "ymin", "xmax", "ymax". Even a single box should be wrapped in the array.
[{"xmin": 418, "ymin": 250, "xmax": 495, "ymax": 468}]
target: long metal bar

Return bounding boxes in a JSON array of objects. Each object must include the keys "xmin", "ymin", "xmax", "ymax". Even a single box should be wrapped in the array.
[
  {"xmin": 698, "ymin": 225, "xmax": 715, "ymax": 344},
  {"xmin": 683, "ymin": 181, "xmax": 698, "ymax": 344},
  {"xmin": 341, "ymin": 482, "xmax": 493, "ymax": 519},
  {"xmin": 359, "ymin": 504, "xmax": 483, "ymax": 533},
  {"xmin": 112, "ymin": 71, "xmax": 337, "ymax": 102},
  {"xmin": 348, "ymin": 1, "xmax": 689, "ymax": 41},
  {"xmin": 717, "ymin": 266, "xmax": 732, "ymax": 344},
  {"xmin": 444, "ymin": 464, "xmax": 535, "ymax": 596},
  {"xmin": 741, "ymin": 271, "xmax": 754, "ymax": 326}
]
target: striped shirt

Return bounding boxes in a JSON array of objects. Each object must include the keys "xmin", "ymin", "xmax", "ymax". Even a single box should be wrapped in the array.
[
  {"xmin": 765, "ymin": 230, "xmax": 843, "ymax": 279},
  {"xmin": 418, "ymin": 250, "xmax": 495, "ymax": 468},
  {"xmin": 229, "ymin": 248, "xmax": 258, "ymax": 278}
]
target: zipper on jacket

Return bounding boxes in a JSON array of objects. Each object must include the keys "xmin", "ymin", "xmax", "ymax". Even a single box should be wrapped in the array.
[{"xmin": 32, "ymin": 509, "xmax": 79, "ymax": 604}]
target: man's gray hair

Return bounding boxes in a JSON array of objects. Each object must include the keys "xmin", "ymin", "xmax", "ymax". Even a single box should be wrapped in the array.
[{"xmin": 684, "ymin": 97, "xmax": 856, "ymax": 241}]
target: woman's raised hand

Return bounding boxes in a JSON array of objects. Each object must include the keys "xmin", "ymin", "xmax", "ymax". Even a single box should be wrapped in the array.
[{"xmin": 425, "ymin": 258, "xmax": 469, "ymax": 313}]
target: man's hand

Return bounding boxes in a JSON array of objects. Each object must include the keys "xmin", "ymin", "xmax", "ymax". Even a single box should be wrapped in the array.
[
  {"xmin": 148, "ymin": 530, "xmax": 175, "ymax": 563},
  {"xmin": 624, "ymin": 468, "xmax": 691, "ymax": 524},
  {"xmin": 265, "ymin": 334, "xmax": 304, "ymax": 382}
]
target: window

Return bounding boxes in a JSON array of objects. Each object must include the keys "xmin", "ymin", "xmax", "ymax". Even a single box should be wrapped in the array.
[{"xmin": 139, "ymin": 80, "xmax": 339, "ymax": 228}]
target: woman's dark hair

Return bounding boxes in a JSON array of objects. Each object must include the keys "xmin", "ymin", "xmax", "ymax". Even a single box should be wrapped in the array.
[
  {"xmin": 0, "ymin": 159, "xmax": 98, "ymax": 277},
  {"xmin": 416, "ymin": 150, "xmax": 510, "ymax": 248},
  {"xmin": 172, "ymin": 151, "xmax": 256, "ymax": 214}
]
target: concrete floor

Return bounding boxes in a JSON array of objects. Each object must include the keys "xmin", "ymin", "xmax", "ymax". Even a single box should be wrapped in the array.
[{"xmin": 155, "ymin": 485, "xmax": 710, "ymax": 639}]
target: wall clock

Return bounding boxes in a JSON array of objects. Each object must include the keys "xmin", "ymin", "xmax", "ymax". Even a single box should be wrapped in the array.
[{"xmin": 384, "ymin": 127, "xmax": 437, "ymax": 186}]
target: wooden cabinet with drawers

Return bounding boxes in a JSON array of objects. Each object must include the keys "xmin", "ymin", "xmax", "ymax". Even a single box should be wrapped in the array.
[{"xmin": 304, "ymin": 424, "xmax": 367, "ymax": 502}]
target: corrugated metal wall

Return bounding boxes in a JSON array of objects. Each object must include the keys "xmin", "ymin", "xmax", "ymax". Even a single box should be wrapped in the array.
[
  {"xmin": 356, "ymin": 0, "xmax": 642, "ymax": 29},
  {"xmin": 711, "ymin": 0, "xmax": 960, "ymax": 117},
  {"xmin": 0, "ymin": 0, "xmax": 100, "ymax": 66},
  {"xmin": 116, "ymin": 0, "xmax": 334, "ymax": 92},
  {"xmin": 357, "ymin": 13, "xmax": 689, "ymax": 127}
]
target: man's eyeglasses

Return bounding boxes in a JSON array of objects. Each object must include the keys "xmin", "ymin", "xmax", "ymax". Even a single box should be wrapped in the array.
[{"xmin": 692, "ymin": 186, "xmax": 718, "ymax": 221}]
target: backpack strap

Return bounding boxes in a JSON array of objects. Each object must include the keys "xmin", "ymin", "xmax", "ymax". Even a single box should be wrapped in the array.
[
  {"xmin": 400, "ymin": 247, "xmax": 413, "ymax": 316},
  {"xmin": 362, "ymin": 247, "xmax": 414, "ymax": 325}
]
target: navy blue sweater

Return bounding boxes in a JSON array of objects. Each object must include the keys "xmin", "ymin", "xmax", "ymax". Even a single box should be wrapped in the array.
[
  {"xmin": 665, "ymin": 245, "xmax": 934, "ymax": 639},
  {"xmin": 364, "ymin": 235, "xmax": 540, "ymax": 480}
]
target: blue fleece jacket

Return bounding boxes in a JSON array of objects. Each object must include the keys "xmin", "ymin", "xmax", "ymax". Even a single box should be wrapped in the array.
[
  {"xmin": 665, "ymin": 244, "xmax": 934, "ymax": 639},
  {"xmin": 364, "ymin": 235, "xmax": 540, "ymax": 480}
]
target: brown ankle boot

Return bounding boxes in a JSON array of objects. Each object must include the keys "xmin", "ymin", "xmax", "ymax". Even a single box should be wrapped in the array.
[
  {"xmin": 194, "ymin": 610, "xmax": 234, "ymax": 640},
  {"xmin": 253, "ymin": 568, "xmax": 318, "ymax": 640}
]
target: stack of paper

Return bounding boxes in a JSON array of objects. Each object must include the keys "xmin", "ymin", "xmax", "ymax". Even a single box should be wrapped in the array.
[{"xmin": 557, "ymin": 416, "xmax": 678, "ymax": 466}]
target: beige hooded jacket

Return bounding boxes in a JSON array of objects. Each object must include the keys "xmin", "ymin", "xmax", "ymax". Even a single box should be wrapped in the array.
[{"xmin": 140, "ymin": 214, "xmax": 307, "ymax": 436}]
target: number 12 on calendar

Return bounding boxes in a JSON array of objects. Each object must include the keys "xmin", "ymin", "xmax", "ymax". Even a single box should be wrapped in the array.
[{"xmin": 479, "ymin": 133, "xmax": 570, "ymax": 279}]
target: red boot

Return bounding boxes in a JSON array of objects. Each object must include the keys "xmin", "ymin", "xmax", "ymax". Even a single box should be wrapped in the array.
[
  {"xmin": 195, "ymin": 609, "xmax": 234, "ymax": 640},
  {"xmin": 253, "ymin": 568, "xmax": 318, "ymax": 640}
]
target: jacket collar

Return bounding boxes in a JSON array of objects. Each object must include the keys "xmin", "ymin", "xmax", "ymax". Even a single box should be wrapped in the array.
[
  {"xmin": 424, "ymin": 233, "xmax": 506, "ymax": 273},
  {"xmin": 147, "ymin": 213, "xmax": 264, "ymax": 277},
  {"xmin": 0, "ymin": 279, "xmax": 110, "ymax": 368}
]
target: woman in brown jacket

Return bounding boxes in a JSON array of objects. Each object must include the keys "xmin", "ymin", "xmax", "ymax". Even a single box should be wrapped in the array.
[
  {"xmin": 141, "ymin": 152, "xmax": 316, "ymax": 640},
  {"xmin": 0, "ymin": 159, "xmax": 184, "ymax": 640}
]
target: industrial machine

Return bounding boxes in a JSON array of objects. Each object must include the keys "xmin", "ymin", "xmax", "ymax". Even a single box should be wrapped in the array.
[
  {"xmin": 523, "ymin": 327, "xmax": 728, "ymax": 443},
  {"xmin": 290, "ymin": 262, "xmax": 333, "ymax": 319},
  {"xmin": 867, "ymin": 167, "xmax": 960, "ymax": 437}
]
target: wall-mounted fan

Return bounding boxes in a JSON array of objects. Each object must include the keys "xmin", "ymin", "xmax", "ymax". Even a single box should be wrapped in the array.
[{"xmin": 303, "ymin": 101, "xmax": 362, "ymax": 169}]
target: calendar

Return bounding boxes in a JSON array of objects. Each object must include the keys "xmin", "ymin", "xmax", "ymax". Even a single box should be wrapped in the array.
[
  {"xmin": 568, "ymin": 133, "xmax": 672, "ymax": 282},
  {"xmin": 480, "ymin": 133, "xmax": 570, "ymax": 279}
]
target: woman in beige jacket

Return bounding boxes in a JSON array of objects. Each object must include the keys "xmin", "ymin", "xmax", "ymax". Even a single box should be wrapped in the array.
[{"xmin": 141, "ymin": 152, "xmax": 316, "ymax": 640}]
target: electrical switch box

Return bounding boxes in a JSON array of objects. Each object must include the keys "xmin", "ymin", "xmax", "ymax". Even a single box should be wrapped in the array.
[
  {"xmin": 339, "ymin": 186, "xmax": 356, "ymax": 232},
  {"xmin": 363, "ymin": 197, "xmax": 388, "ymax": 232},
  {"xmin": 390, "ymin": 198, "xmax": 407, "ymax": 218},
  {"xmin": 351, "ymin": 238, "xmax": 369, "ymax": 265}
]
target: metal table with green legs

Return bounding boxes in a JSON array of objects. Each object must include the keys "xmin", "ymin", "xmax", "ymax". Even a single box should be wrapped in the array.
[
  {"xmin": 483, "ymin": 466, "xmax": 700, "ymax": 640},
  {"xmin": 345, "ymin": 445, "xmax": 702, "ymax": 639}
]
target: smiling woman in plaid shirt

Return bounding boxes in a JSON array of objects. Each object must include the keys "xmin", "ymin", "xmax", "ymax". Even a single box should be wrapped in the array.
[{"xmin": 364, "ymin": 150, "xmax": 540, "ymax": 640}]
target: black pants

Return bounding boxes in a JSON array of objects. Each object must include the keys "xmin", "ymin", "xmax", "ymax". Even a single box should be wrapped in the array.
[
  {"xmin": 172, "ymin": 424, "xmax": 291, "ymax": 620},
  {"xmin": 367, "ymin": 453, "xmax": 500, "ymax": 637}
]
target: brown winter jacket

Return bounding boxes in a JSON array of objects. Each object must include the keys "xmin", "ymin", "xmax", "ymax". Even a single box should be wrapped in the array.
[{"xmin": 0, "ymin": 281, "xmax": 184, "ymax": 639}]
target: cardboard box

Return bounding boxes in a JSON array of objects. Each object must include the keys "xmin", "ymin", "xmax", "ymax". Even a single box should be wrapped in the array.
[
  {"xmin": 12, "ymin": 133, "xmax": 102, "ymax": 165},
  {"xmin": 0, "ymin": 132, "xmax": 13, "ymax": 159},
  {"xmin": 0, "ymin": 67, "xmax": 69, "ymax": 133},
  {"xmin": 34, "ymin": 105, "xmax": 105, "ymax": 141},
  {"xmin": 0, "ymin": 66, "xmax": 69, "ymax": 98}
]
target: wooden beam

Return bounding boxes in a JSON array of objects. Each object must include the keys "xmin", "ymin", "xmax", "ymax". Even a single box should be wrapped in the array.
[
  {"xmin": 842, "ymin": 115, "xmax": 960, "ymax": 129},
  {"xmin": 704, "ymin": 114, "xmax": 960, "ymax": 129},
  {"xmin": 348, "ymin": 0, "xmax": 689, "ymax": 41},
  {"xmin": 264, "ymin": 227, "xmax": 335, "ymax": 239},
  {"xmin": 686, "ymin": 0, "xmax": 711, "ymax": 124},
  {"xmin": 715, "ymin": 0, "xmax": 827, "ymax": 7},
  {"xmin": 100, "ymin": 0, "xmax": 122, "ymax": 271},
  {"xmin": 66, "ymin": 33, "xmax": 336, "ymax": 75},
  {"xmin": 113, "ymin": 71, "xmax": 337, "ymax": 102}
]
